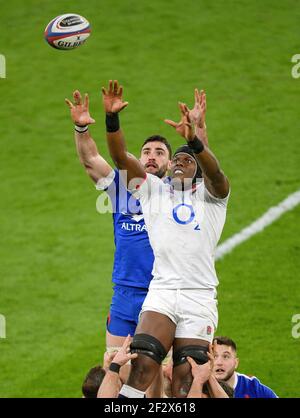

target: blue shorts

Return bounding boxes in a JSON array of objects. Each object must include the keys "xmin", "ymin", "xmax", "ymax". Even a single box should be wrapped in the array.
[{"xmin": 106, "ymin": 285, "xmax": 148, "ymax": 337}]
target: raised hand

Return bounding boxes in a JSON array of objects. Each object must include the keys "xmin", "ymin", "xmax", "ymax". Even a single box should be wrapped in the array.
[
  {"xmin": 164, "ymin": 102, "xmax": 192, "ymax": 139},
  {"xmin": 112, "ymin": 335, "xmax": 138, "ymax": 367},
  {"xmin": 187, "ymin": 356, "xmax": 213, "ymax": 384},
  {"xmin": 101, "ymin": 80, "xmax": 129, "ymax": 114},
  {"xmin": 65, "ymin": 90, "xmax": 95, "ymax": 127}
]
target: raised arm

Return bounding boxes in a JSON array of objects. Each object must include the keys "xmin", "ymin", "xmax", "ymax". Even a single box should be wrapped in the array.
[
  {"xmin": 97, "ymin": 335, "xmax": 138, "ymax": 398},
  {"xmin": 65, "ymin": 90, "xmax": 112, "ymax": 183},
  {"xmin": 186, "ymin": 356, "xmax": 211, "ymax": 398},
  {"xmin": 101, "ymin": 80, "xmax": 145, "ymax": 187},
  {"xmin": 167, "ymin": 101, "xmax": 229, "ymax": 199},
  {"xmin": 184, "ymin": 106, "xmax": 229, "ymax": 198}
]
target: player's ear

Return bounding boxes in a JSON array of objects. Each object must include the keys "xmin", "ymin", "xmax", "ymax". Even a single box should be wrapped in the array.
[
  {"xmin": 235, "ymin": 357, "xmax": 239, "ymax": 369},
  {"xmin": 167, "ymin": 160, "xmax": 172, "ymax": 170}
]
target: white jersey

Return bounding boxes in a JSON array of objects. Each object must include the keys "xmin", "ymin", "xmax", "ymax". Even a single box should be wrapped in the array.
[{"xmin": 133, "ymin": 174, "xmax": 229, "ymax": 291}]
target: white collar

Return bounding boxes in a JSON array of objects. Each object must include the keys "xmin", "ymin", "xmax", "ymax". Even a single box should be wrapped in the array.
[{"xmin": 233, "ymin": 372, "xmax": 238, "ymax": 389}]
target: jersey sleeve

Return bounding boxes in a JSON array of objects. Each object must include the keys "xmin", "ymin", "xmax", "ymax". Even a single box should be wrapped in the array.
[
  {"xmin": 95, "ymin": 169, "xmax": 120, "ymax": 212},
  {"xmin": 253, "ymin": 378, "xmax": 278, "ymax": 398},
  {"xmin": 95, "ymin": 169, "xmax": 118, "ymax": 191},
  {"xmin": 204, "ymin": 183, "xmax": 230, "ymax": 207}
]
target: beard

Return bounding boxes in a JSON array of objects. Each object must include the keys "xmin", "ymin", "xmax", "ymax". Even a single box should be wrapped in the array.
[
  {"xmin": 145, "ymin": 163, "xmax": 168, "ymax": 179},
  {"xmin": 215, "ymin": 367, "xmax": 236, "ymax": 382}
]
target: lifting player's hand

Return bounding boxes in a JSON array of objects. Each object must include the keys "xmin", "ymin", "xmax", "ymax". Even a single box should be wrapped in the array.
[
  {"xmin": 187, "ymin": 346, "xmax": 214, "ymax": 384},
  {"xmin": 112, "ymin": 335, "xmax": 138, "ymax": 367},
  {"xmin": 65, "ymin": 90, "xmax": 95, "ymax": 127},
  {"xmin": 102, "ymin": 80, "xmax": 129, "ymax": 114}
]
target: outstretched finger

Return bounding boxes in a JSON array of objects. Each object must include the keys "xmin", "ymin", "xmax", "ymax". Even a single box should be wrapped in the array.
[
  {"xmin": 65, "ymin": 98, "xmax": 74, "ymax": 109},
  {"xmin": 187, "ymin": 356, "xmax": 196, "ymax": 367},
  {"xmin": 122, "ymin": 334, "xmax": 132, "ymax": 348},
  {"xmin": 108, "ymin": 80, "xmax": 113, "ymax": 94},
  {"xmin": 118, "ymin": 85, "xmax": 123, "ymax": 97},
  {"xmin": 200, "ymin": 91, "xmax": 206, "ymax": 108},
  {"xmin": 101, "ymin": 87, "xmax": 108, "ymax": 96},
  {"xmin": 178, "ymin": 102, "xmax": 186, "ymax": 116},
  {"xmin": 207, "ymin": 349, "xmax": 214, "ymax": 361},
  {"xmin": 73, "ymin": 90, "xmax": 82, "ymax": 105},
  {"xmin": 195, "ymin": 88, "xmax": 200, "ymax": 104},
  {"xmin": 164, "ymin": 119, "xmax": 178, "ymax": 128},
  {"xmin": 179, "ymin": 102, "xmax": 189, "ymax": 116},
  {"xmin": 184, "ymin": 111, "xmax": 191, "ymax": 124},
  {"xmin": 84, "ymin": 93, "xmax": 89, "ymax": 110},
  {"xmin": 129, "ymin": 353, "xmax": 138, "ymax": 360},
  {"xmin": 184, "ymin": 122, "xmax": 192, "ymax": 129},
  {"xmin": 120, "ymin": 101, "xmax": 129, "ymax": 111},
  {"xmin": 113, "ymin": 80, "xmax": 119, "ymax": 95}
]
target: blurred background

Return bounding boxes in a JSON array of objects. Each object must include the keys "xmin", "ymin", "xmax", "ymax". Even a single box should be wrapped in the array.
[{"xmin": 0, "ymin": 0, "xmax": 299, "ymax": 397}]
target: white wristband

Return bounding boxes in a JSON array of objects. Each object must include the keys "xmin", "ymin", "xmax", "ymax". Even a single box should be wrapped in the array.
[{"xmin": 74, "ymin": 124, "xmax": 88, "ymax": 133}]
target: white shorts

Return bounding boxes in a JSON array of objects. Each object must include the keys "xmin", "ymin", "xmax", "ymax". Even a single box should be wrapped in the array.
[{"xmin": 140, "ymin": 288, "xmax": 218, "ymax": 343}]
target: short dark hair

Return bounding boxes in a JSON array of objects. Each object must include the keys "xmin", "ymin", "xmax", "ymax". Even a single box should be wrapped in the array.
[
  {"xmin": 82, "ymin": 366, "xmax": 106, "ymax": 398},
  {"xmin": 213, "ymin": 336, "xmax": 237, "ymax": 352},
  {"xmin": 141, "ymin": 135, "xmax": 172, "ymax": 159}
]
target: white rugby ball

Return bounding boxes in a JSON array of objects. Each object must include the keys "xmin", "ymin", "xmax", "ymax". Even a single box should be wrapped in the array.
[{"xmin": 44, "ymin": 13, "xmax": 91, "ymax": 50}]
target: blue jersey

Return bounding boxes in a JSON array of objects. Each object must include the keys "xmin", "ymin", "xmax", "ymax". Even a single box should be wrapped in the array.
[
  {"xmin": 234, "ymin": 373, "xmax": 278, "ymax": 398},
  {"xmin": 104, "ymin": 169, "xmax": 154, "ymax": 289}
]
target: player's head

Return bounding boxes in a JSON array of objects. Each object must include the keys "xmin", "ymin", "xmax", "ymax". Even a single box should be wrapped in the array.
[
  {"xmin": 212, "ymin": 336, "xmax": 239, "ymax": 382},
  {"xmin": 202, "ymin": 380, "xmax": 234, "ymax": 398},
  {"xmin": 170, "ymin": 145, "xmax": 202, "ymax": 189},
  {"xmin": 140, "ymin": 135, "xmax": 172, "ymax": 178},
  {"xmin": 82, "ymin": 365, "xmax": 106, "ymax": 398}
]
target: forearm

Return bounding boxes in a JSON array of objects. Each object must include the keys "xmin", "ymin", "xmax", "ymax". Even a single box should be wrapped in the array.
[
  {"xmin": 187, "ymin": 378, "xmax": 204, "ymax": 398},
  {"xmin": 195, "ymin": 126, "xmax": 209, "ymax": 148},
  {"xmin": 97, "ymin": 371, "xmax": 120, "ymax": 398},
  {"xmin": 106, "ymin": 129, "xmax": 129, "ymax": 169},
  {"xmin": 105, "ymin": 114, "xmax": 145, "ymax": 184},
  {"xmin": 208, "ymin": 376, "xmax": 229, "ymax": 398},
  {"xmin": 189, "ymin": 136, "xmax": 229, "ymax": 198},
  {"xmin": 75, "ymin": 130, "xmax": 112, "ymax": 183},
  {"xmin": 193, "ymin": 144, "xmax": 222, "ymax": 182},
  {"xmin": 75, "ymin": 130, "xmax": 100, "ymax": 166}
]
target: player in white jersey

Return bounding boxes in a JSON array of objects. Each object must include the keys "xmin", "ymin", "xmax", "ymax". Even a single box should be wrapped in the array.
[{"xmin": 102, "ymin": 80, "xmax": 229, "ymax": 398}]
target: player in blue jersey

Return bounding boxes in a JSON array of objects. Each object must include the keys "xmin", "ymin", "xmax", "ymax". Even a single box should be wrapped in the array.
[
  {"xmin": 65, "ymin": 89, "xmax": 176, "ymax": 396},
  {"xmin": 213, "ymin": 336, "xmax": 278, "ymax": 398}
]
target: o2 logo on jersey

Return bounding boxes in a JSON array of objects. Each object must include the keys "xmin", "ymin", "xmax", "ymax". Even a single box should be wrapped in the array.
[{"xmin": 172, "ymin": 203, "xmax": 200, "ymax": 230}]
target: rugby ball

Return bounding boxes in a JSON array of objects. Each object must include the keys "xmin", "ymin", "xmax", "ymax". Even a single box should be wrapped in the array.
[{"xmin": 44, "ymin": 14, "xmax": 91, "ymax": 50}]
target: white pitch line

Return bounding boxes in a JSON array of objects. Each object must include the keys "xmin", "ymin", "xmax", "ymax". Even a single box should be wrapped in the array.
[{"xmin": 216, "ymin": 189, "xmax": 300, "ymax": 261}]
